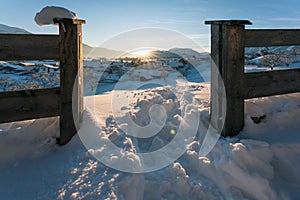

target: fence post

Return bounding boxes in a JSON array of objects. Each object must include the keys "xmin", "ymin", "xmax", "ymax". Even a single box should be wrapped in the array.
[
  {"xmin": 205, "ymin": 20, "xmax": 252, "ymax": 137},
  {"xmin": 54, "ymin": 18, "xmax": 85, "ymax": 145}
]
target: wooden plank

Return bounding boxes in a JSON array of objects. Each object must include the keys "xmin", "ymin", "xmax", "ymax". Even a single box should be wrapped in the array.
[
  {"xmin": 245, "ymin": 29, "xmax": 300, "ymax": 47},
  {"xmin": 0, "ymin": 34, "xmax": 59, "ymax": 60},
  {"xmin": 244, "ymin": 69, "xmax": 300, "ymax": 99},
  {"xmin": 0, "ymin": 87, "xmax": 60, "ymax": 123},
  {"xmin": 57, "ymin": 18, "xmax": 85, "ymax": 145}
]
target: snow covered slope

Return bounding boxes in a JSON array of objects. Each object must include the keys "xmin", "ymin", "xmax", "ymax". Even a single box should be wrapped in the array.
[
  {"xmin": 245, "ymin": 46, "xmax": 300, "ymax": 68},
  {"xmin": 170, "ymin": 48, "xmax": 208, "ymax": 59},
  {"xmin": 0, "ymin": 24, "xmax": 30, "ymax": 34},
  {"xmin": 85, "ymin": 46, "xmax": 128, "ymax": 58}
]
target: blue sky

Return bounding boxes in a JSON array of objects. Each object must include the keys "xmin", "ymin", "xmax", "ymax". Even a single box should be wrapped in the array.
[{"xmin": 1, "ymin": 0, "xmax": 300, "ymax": 50}]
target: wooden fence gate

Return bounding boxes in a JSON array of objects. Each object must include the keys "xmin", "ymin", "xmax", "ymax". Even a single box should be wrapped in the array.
[
  {"xmin": 0, "ymin": 18, "xmax": 85, "ymax": 145},
  {"xmin": 206, "ymin": 20, "xmax": 300, "ymax": 137}
]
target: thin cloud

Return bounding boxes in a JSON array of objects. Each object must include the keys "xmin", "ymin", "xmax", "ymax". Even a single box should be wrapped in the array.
[
  {"xmin": 147, "ymin": 19, "xmax": 199, "ymax": 25},
  {"xmin": 270, "ymin": 17, "xmax": 300, "ymax": 21},
  {"xmin": 179, "ymin": 7, "xmax": 207, "ymax": 13},
  {"xmin": 187, "ymin": 34, "xmax": 207, "ymax": 39}
]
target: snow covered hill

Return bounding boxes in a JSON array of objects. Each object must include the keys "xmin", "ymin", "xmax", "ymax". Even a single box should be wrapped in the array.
[
  {"xmin": 169, "ymin": 48, "xmax": 209, "ymax": 59},
  {"xmin": 84, "ymin": 46, "xmax": 129, "ymax": 58},
  {"xmin": 245, "ymin": 46, "xmax": 300, "ymax": 68},
  {"xmin": 0, "ymin": 24, "xmax": 30, "ymax": 34},
  {"xmin": 245, "ymin": 46, "xmax": 300, "ymax": 58},
  {"xmin": 141, "ymin": 48, "xmax": 208, "ymax": 60},
  {"xmin": 83, "ymin": 46, "xmax": 208, "ymax": 59}
]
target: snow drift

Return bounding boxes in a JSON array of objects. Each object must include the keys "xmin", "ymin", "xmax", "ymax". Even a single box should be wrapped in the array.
[{"xmin": 1, "ymin": 84, "xmax": 300, "ymax": 199}]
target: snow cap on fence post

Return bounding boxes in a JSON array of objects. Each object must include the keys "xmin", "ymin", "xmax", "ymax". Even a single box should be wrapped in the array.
[{"xmin": 34, "ymin": 6, "xmax": 78, "ymax": 26}]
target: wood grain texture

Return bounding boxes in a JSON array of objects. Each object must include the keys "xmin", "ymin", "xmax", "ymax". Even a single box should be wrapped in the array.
[
  {"xmin": 244, "ymin": 69, "xmax": 300, "ymax": 99},
  {"xmin": 58, "ymin": 19, "xmax": 84, "ymax": 145},
  {"xmin": 209, "ymin": 23, "xmax": 246, "ymax": 137},
  {"xmin": 245, "ymin": 29, "xmax": 300, "ymax": 47},
  {"xmin": 207, "ymin": 20, "xmax": 300, "ymax": 138},
  {"xmin": 0, "ymin": 87, "xmax": 60, "ymax": 123},
  {"xmin": 221, "ymin": 25, "xmax": 245, "ymax": 137},
  {"xmin": 0, "ymin": 34, "xmax": 59, "ymax": 60}
]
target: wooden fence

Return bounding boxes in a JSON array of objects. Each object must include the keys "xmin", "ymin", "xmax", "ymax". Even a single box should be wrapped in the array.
[
  {"xmin": 0, "ymin": 18, "xmax": 85, "ymax": 145},
  {"xmin": 205, "ymin": 20, "xmax": 300, "ymax": 137}
]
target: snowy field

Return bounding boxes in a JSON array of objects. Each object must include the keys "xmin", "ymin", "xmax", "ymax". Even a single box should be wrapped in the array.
[{"xmin": 0, "ymin": 59, "xmax": 300, "ymax": 200}]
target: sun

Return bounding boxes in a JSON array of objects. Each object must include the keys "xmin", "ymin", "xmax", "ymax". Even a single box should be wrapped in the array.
[{"xmin": 132, "ymin": 49, "xmax": 153, "ymax": 57}]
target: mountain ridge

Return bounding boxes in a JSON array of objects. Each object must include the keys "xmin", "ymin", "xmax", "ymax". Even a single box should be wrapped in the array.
[
  {"xmin": 0, "ymin": 24, "xmax": 31, "ymax": 34},
  {"xmin": 0, "ymin": 23, "xmax": 206, "ymax": 59}
]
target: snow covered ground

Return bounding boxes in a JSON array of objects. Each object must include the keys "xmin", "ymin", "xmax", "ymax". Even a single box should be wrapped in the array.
[
  {"xmin": 0, "ymin": 60, "xmax": 59, "ymax": 92},
  {"xmin": 0, "ymin": 60, "xmax": 300, "ymax": 199},
  {"xmin": 0, "ymin": 52, "xmax": 300, "ymax": 199}
]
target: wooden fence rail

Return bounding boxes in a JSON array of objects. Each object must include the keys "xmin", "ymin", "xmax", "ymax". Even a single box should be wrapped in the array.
[
  {"xmin": 205, "ymin": 20, "xmax": 300, "ymax": 137},
  {"xmin": 0, "ymin": 34, "xmax": 59, "ymax": 60},
  {"xmin": 0, "ymin": 18, "xmax": 85, "ymax": 145}
]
